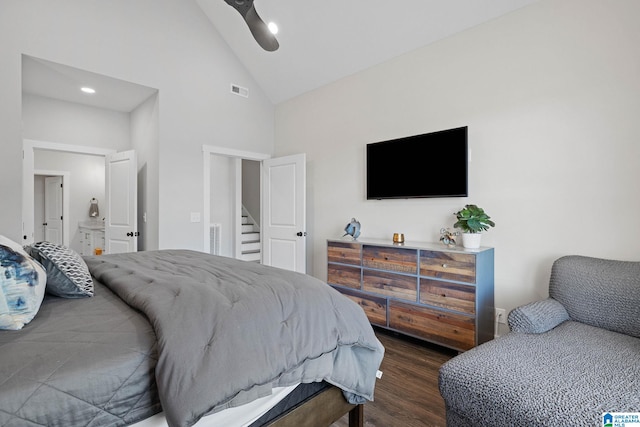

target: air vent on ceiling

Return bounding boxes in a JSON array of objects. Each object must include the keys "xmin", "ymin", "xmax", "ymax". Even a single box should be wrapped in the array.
[{"xmin": 230, "ymin": 84, "xmax": 249, "ymax": 98}]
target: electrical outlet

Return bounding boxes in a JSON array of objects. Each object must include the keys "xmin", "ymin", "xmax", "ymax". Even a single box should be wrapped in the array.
[{"xmin": 495, "ymin": 308, "xmax": 507, "ymax": 324}]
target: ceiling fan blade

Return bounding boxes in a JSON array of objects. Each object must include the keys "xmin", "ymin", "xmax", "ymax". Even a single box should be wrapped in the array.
[
  {"xmin": 224, "ymin": 0, "xmax": 279, "ymax": 52},
  {"xmin": 245, "ymin": 4, "xmax": 279, "ymax": 51}
]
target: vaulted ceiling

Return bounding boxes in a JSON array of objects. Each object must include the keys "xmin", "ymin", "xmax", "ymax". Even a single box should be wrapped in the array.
[
  {"xmin": 197, "ymin": 0, "xmax": 540, "ymax": 104},
  {"xmin": 21, "ymin": 1, "xmax": 540, "ymax": 111}
]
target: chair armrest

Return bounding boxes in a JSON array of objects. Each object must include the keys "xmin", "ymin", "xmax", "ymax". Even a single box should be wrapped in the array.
[{"xmin": 508, "ymin": 298, "xmax": 570, "ymax": 333}]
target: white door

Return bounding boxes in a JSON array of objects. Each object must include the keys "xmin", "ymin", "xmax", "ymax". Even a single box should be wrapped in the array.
[
  {"xmin": 44, "ymin": 176, "xmax": 63, "ymax": 245},
  {"xmin": 262, "ymin": 153, "xmax": 306, "ymax": 273},
  {"xmin": 105, "ymin": 150, "xmax": 137, "ymax": 254}
]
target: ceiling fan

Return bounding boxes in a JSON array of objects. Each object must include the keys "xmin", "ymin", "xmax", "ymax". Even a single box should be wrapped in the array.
[{"xmin": 223, "ymin": 0, "xmax": 279, "ymax": 52}]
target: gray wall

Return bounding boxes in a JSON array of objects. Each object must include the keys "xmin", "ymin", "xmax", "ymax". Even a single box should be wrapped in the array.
[{"xmin": 242, "ymin": 159, "xmax": 261, "ymax": 227}]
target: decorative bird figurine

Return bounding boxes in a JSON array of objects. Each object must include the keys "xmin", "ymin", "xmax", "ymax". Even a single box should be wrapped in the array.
[{"xmin": 343, "ymin": 218, "xmax": 361, "ymax": 240}]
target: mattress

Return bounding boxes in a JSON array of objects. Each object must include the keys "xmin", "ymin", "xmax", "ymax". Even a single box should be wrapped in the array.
[{"xmin": 130, "ymin": 384, "xmax": 300, "ymax": 427}]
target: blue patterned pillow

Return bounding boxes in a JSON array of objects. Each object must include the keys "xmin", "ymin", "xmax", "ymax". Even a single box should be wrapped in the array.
[
  {"xmin": 0, "ymin": 235, "xmax": 47, "ymax": 330},
  {"xmin": 27, "ymin": 242, "xmax": 93, "ymax": 298}
]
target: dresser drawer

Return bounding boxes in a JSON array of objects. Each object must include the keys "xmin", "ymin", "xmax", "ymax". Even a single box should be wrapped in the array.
[
  {"xmin": 327, "ymin": 239, "xmax": 494, "ymax": 351},
  {"xmin": 389, "ymin": 301, "xmax": 475, "ymax": 351},
  {"xmin": 328, "ymin": 241, "xmax": 361, "ymax": 265},
  {"xmin": 419, "ymin": 251, "xmax": 476, "ymax": 283},
  {"xmin": 332, "ymin": 286, "xmax": 387, "ymax": 327},
  {"xmin": 420, "ymin": 279, "xmax": 475, "ymax": 315},
  {"xmin": 328, "ymin": 264, "xmax": 361, "ymax": 289},
  {"xmin": 363, "ymin": 270, "xmax": 417, "ymax": 301},
  {"xmin": 363, "ymin": 246, "xmax": 417, "ymax": 274}
]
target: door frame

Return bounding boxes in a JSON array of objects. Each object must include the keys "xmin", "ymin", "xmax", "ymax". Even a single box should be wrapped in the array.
[
  {"xmin": 22, "ymin": 139, "xmax": 115, "ymax": 245},
  {"xmin": 202, "ymin": 145, "xmax": 270, "ymax": 257},
  {"xmin": 34, "ymin": 170, "xmax": 70, "ymax": 245}
]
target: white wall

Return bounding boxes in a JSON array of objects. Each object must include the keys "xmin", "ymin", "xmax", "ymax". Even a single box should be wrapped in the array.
[
  {"xmin": 0, "ymin": 0, "xmax": 274, "ymax": 249},
  {"xmin": 22, "ymin": 94, "xmax": 131, "ymax": 150},
  {"xmin": 210, "ymin": 155, "xmax": 235, "ymax": 257},
  {"xmin": 274, "ymin": 0, "xmax": 640, "ymax": 323},
  {"xmin": 131, "ymin": 92, "xmax": 160, "ymax": 251}
]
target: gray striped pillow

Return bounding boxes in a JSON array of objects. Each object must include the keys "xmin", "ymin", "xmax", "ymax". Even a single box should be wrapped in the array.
[{"xmin": 27, "ymin": 242, "xmax": 93, "ymax": 298}]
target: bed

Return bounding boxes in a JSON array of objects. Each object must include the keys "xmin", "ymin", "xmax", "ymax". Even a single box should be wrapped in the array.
[{"xmin": 0, "ymin": 244, "xmax": 384, "ymax": 427}]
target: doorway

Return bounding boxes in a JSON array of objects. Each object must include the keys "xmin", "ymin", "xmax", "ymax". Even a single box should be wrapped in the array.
[
  {"xmin": 22, "ymin": 140, "xmax": 114, "ymax": 250},
  {"xmin": 33, "ymin": 171, "xmax": 70, "ymax": 246},
  {"xmin": 203, "ymin": 146, "xmax": 269, "ymax": 259},
  {"xmin": 202, "ymin": 146, "xmax": 307, "ymax": 273}
]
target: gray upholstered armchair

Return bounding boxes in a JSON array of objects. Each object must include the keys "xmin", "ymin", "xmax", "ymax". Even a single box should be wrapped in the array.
[{"xmin": 439, "ymin": 255, "xmax": 640, "ymax": 427}]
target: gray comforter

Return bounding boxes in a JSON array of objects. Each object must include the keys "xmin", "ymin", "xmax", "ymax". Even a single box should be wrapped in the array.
[
  {"xmin": 84, "ymin": 250, "xmax": 384, "ymax": 427},
  {"xmin": 0, "ymin": 279, "xmax": 160, "ymax": 426}
]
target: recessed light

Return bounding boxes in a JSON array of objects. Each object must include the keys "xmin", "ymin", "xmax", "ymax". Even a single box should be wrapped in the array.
[
  {"xmin": 81, "ymin": 87, "xmax": 96, "ymax": 94},
  {"xmin": 268, "ymin": 22, "xmax": 278, "ymax": 35}
]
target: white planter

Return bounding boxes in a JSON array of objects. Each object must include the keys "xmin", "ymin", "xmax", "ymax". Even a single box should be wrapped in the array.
[{"xmin": 462, "ymin": 233, "xmax": 482, "ymax": 249}]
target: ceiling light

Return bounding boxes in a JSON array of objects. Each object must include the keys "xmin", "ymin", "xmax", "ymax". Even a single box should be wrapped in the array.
[
  {"xmin": 81, "ymin": 87, "xmax": 96, "ymax": 94},
  {"xmin": 267, "ymin": 22, "xmax": 278, "ymax": 35}
]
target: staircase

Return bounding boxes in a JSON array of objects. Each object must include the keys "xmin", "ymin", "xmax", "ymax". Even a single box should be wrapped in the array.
[{"xmin": 240, "ymin": 209, "xmax": 261, "ymax": 262}]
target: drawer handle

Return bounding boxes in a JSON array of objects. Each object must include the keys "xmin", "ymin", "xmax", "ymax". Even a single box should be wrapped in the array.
[{"xmin": 442, "ymin": 263, "xmax": 448, "ymax": 268}]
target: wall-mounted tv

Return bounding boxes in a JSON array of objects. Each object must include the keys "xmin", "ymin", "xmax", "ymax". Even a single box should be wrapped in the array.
[{"xmin": 366, "ymin": 126, "xmax": 468, "ymax": 200}]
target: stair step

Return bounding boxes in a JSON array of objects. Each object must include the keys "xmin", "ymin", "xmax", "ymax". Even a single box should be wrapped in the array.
[
  {"xmin": 241, "ymin": 210, "xmax": 260, "ymax": 263},
  {"xmin": 241, "ymin": 242, "xmax": 261, "ymax": 252},
  {"xmin": 241, "ymin": 251, "xmax": 261, "ymax": 262},
  {"xmin": 242, "ymin": 232, "xmax": 260, "ymax": 243},
  {"xmin": 241, "ymin": 223, "xmax": 257, "ymax": 233}
]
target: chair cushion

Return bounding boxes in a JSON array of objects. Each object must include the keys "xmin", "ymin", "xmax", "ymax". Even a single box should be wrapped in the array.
[
  {"xmin": 439, "ymin": 321, "xmax": 640, "ymax": 426},
  {"xmin": 550, "ymin": 256, "xmax": 640, "ymax": 338}
]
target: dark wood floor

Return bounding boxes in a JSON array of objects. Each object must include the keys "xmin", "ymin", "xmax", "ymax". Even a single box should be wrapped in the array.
[{"xmin": 332, "ymin": 329, "xmax": 457, "ymax": 427}]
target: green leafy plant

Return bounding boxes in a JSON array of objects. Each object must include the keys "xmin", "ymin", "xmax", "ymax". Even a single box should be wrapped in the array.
[{"xmin": 453, "ymin": 204, "xmax": 495, "ymax": 234}]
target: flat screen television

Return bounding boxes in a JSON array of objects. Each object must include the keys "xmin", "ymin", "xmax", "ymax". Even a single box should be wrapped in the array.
[{"xmin": 366, "ymin": 126, "xmax": 468, "ymax": 199}]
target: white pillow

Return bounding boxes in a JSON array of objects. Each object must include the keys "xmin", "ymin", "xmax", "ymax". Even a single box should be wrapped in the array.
[{"xmin": 0, "ymin": 235, "xmax": 47, "ymax": 330}]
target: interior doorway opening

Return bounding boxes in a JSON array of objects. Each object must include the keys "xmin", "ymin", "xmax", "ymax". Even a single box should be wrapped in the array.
[
  {"xmin": 203, "ymin": 145, "xmax": 269, "ymax": 261},
  {"xmin": 23, "ymin": 140, "xmax": 114, "ymax": 251},
  {"xmin": 202, "ymin": 146, "xmax": 307, "ymax": 273}
]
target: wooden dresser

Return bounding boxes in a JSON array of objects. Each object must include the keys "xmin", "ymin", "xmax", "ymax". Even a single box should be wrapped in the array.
[{"xmin": 327, "ymin": 238, "xmax": 494, "ymax": 351}]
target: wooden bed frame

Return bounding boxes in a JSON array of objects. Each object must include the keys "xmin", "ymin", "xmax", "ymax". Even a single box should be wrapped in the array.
[{"xmin": 267, "ymin": 385, "xmax": 363, "ymax": 427}]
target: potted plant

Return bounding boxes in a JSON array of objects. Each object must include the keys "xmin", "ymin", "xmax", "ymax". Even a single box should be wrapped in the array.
[{"xmin": 453, "ymin": 204, "xmax": 495, "ymax": 249}]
